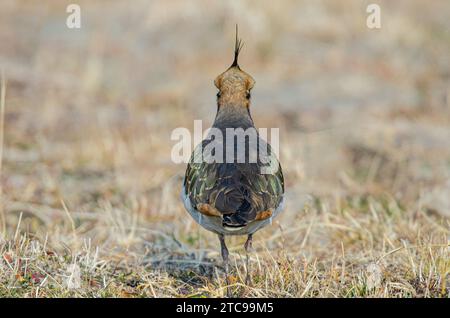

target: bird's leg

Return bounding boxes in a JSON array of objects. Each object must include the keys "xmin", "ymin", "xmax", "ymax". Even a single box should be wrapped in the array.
[
  {"xmin": 244, "ymin": 234, "xmax": 253, "ymax": 285},
  {"xmin": 218, "ymin": 234, "xmax": 232, "ymax": 297}
]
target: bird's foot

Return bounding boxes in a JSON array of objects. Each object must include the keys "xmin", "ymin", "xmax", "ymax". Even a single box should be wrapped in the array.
[
  {"xmin": 244, "ymin": 234, "xmax": 253, "ymax": 286},
  {"xmin": 219, "ymin": 234, "xmax": 233, "ymax": 297}
]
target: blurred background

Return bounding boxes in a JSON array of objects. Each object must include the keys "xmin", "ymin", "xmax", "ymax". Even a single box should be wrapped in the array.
[{"xmin": 0, "ymin": 0, "xmax": 449, "ymax": 297}]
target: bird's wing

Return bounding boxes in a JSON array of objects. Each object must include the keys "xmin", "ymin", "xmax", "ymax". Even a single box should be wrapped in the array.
[
  {"xmin": 184, "ymin": 138, "xmax": 284, "ymax": 226},
  {"xmin": 233, "ymin": 141, "xmax": 284, "ymax": 223}
]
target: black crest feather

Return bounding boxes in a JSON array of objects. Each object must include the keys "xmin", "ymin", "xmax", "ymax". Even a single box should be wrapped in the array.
[{"xmin": 231, "ymin": 24, "xmax": 244, "ymax": 69}]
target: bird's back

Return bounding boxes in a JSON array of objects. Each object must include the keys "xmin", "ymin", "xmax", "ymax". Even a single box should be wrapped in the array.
[{"xmin": 183, "ymin": 130, "xmax": 284, "ymax": 231}]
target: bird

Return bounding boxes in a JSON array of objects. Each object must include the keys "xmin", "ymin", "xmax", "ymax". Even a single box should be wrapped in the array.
[{"xmin": 182, "ymin": 26, "xmax": 284, "ymax": 296}]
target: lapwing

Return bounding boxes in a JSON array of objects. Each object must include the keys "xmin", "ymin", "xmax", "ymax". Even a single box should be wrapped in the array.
[{"xmin": 182, "ymin": 27, "xmax": 284, "ymax": 296}]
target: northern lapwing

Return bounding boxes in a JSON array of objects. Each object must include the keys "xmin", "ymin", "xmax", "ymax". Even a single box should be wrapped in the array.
[{"xmin": 182, "ymin": 27, "xmax": 284, "ymax": 296}]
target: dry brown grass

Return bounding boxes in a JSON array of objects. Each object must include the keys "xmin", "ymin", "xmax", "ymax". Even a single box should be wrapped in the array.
[{"xmin": 0, "ymin": 0, "xmax": 449, "ymax": 297}]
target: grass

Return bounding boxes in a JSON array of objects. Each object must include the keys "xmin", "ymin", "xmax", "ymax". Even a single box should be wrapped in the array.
[
  {"xmin": 0, "ymin": 0, "xmax": 449, "ymax": 298},
  {"xmin": 0, "ymin": 193, "xmax": 448, "ymax": 297}
]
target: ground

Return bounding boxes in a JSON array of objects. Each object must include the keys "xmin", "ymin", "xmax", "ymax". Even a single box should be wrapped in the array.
[{"xmin": 0, "ymin": 0, "xmax": 449, "ymax": 297}]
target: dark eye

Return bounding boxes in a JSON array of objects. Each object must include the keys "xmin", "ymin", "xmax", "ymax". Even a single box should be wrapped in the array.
[
  {"xmin": 216, "ymin": 91, "xmax": 221, "ymax": 98},
  {"xmin": 246, "ymin": 91, "xmax": 251, "ymax": 99}
]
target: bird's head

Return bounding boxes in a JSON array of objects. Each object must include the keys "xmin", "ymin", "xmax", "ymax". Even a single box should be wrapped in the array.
[{"xmin": 214, "ymin": 26, "xmax": 255, "ymax": 109}]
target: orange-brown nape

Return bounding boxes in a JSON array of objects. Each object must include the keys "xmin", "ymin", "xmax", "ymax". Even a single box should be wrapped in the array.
[{"xmin": 214, "ymin": 27, "xmax": 255, "ymax": 108}]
